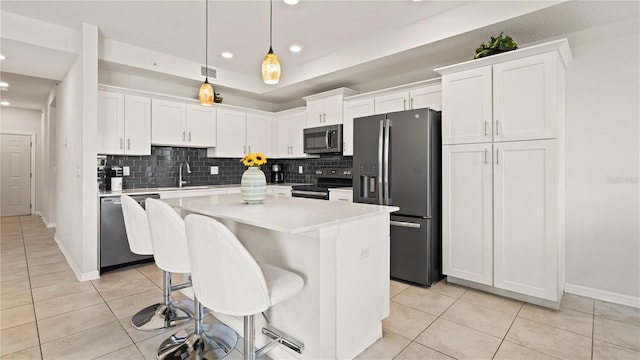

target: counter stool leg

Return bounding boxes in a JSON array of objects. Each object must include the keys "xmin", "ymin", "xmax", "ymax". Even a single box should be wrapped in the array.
[
  {"xmin": 131, "ymin": 271, "xmax": 192, "ymax": 331},
  {"xmin": 244, "ymin": 315, "xmax": 256, "ymax": 360}
]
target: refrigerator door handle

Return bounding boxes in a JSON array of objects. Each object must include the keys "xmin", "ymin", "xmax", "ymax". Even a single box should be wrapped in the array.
[
  {"xmin": 390, "ymin": 220, "xmax": 421, "ymax": 229},
  {"xmin": 383, "ymin": 118, "xmax": 391, "ymax": 205},
  {"xmin": 378, "ymin": 119, "xmax": 384, "ymax": 205}
]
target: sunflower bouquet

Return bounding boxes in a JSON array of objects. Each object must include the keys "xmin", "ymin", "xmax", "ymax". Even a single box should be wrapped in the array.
[{"xmin": 240, "ymin": 152, "xmax": 267, "ymax": 167}]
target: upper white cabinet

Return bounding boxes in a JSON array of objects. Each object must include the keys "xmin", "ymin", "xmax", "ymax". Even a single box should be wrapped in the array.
[
  {"xmin": 438, "ymin": 40, "xmax": 571, "ymax": 145},
  {"xmin": 303, "ymin": 88, "xmax": 357, "ymax": 128},
  {"xmin": 151, "ymin": 99, "xmax": 216, "ymax": 147},
  {"xmin": 342, "ymin": 97, "xmax": 374, "ymax": 156},
  {"xmin": 275, "ymin": 108, "xmax": 306, "ymax": 158},
  {"xmin": 210, "ymin": 108, "xmax": 273, "ymax": 158},
  {"xmin": 98, "ymin": 91, "xmax": 151, "ymax": 155},
  {"xmin": 437, "ymin": 39, "xmax": 572, "ymax": 307},
  {"xmin": 374, "ymin": 85, "xmax": 442, "ymax": 114}
]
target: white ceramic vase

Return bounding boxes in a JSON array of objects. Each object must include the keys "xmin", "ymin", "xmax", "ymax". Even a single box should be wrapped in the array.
[{"xmin": 241, "ymin": 167, "xmax": 267, "ymax": 204}]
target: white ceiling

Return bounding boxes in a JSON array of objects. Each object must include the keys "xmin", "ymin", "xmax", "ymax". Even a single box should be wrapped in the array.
[{"xmin": 0, "ymin": 0, "xmax": 638, "ymax": 110}]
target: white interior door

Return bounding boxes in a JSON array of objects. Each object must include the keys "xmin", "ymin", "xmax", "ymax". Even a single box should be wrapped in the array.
[{"xmin": 1, "ymin": 134, "xmax": 31, "ymax": 216}]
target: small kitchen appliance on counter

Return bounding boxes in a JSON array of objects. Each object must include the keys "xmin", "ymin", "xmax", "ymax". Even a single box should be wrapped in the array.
[
  {"xmin": 271, "ymin": 163, "xmax": 285, "ymax": 183},
  {"xmin": 291, "ymin": 168, "xmax": 352, "ymax": 200},
  {"xmin": 110, "ymin": 166, "xmax": 123, "ymax": 192}
]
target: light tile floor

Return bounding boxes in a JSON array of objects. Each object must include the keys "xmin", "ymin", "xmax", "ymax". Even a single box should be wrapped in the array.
[{"xmin": 1, "ymin": 215, "xmax": 639, "ymax": 359}]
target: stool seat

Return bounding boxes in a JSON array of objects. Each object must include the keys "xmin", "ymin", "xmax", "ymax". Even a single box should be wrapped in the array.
[{"xmin": 260, "ymin": 263, "xmax": 304, "ymax": 308}]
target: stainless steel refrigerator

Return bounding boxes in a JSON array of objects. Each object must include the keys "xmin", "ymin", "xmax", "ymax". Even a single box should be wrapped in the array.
[{"xmin": 352, "ymin": 108, "xmax": 443, "ymax": 286}]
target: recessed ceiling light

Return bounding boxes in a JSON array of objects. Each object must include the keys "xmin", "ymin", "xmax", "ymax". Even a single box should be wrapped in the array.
[
  {"xmin": 1, "ymin": 101, "xmax": 10, "ymax": 106},
  {"xmin": 0, "ymin": 54, "xmax": 5, "ymax": 60},
  {"xmin": 284, "ymin": 0, "xmax": 299, "ymax": 4},
  {"xmin": 289, "ymin": 45, "xmax": 302, "ymax": 53},
  {"xmin": 221, "ymin": 51, "xmax": 233, "ymax": 59},
  {"xmin": 0, "ymin": 82, "xmax": 8, "ymax": 88}
]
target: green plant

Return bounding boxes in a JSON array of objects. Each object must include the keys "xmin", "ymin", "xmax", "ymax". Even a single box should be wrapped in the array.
[
  {"xmin": 474, "ymin": 33, "xmax": 518, "ymax": 59},
  {"xmin": 214, "ymin": 92, "xmax": 223, "ymax": 103}
]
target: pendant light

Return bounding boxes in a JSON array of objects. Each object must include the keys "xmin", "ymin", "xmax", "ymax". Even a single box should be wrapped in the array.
[
  {"xmin": 198, "ymin": 0, "xmax": 214, "ymax": 106},
  {"xmin": 261, "ymin": 0, "xmax": 281, "ymax": 84}
]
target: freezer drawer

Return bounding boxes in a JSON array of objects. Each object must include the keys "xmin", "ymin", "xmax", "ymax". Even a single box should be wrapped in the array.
[{"xmin": 390, "ymin": 215, "xmax": 442, "ymax": 286}]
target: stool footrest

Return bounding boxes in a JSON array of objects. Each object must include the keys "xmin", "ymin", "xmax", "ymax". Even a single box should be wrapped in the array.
[{"xmin": 259, "ymin": 325, "xmax": 304, "ymax": 355}]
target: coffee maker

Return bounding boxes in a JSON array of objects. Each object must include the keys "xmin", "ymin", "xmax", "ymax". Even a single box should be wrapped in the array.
[{"xmin": 271, "ymin": 163, "xmax": 285, "ymax": 183}]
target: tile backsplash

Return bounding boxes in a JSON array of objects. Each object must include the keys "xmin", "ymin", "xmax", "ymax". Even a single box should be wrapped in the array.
[{"xmin": 99, "ymin": 146, "xmax": 353, "ymax": 190}]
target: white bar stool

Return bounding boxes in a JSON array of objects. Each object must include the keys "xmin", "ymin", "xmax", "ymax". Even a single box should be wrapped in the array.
[
  {"xmin": 146, "ymin": 199, "xmax": 238, "ymax": 360},
  {"xmin": 185, "ymin": 214, "xmax": 305, "ymax": 360},
  {"xmin": 120, "ymin": 194, "xmax": 192, "ymax": 331}
]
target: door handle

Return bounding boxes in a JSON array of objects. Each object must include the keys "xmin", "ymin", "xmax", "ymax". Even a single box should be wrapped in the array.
[
  {"xmin": 325, "ymin": 131, "xmax": 330, "ymax": 149},
  {"xmin": 403, "ymin": 99, "xmax": 407, "ymax": 110},
  {"xmin": 390, "ymin": 220, "xmax": 421, "ymax": 229},
  {"xmin": 323, "ymin": 113, "xmax": 326, "ymax": 123},
  {"xmin": 378, "ymin": 119, "xmax": 384, "ymax": 205},
  {"xmin": 319, "ymin": 114, "xmax": 322, "ymax": 123},
  {"xmin": 410, "ymin": 97, "xmax": 414, "ymax": 109}
]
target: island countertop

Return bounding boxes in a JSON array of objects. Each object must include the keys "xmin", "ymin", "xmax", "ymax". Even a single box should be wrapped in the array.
[{"xmin": 164, "ymin": 194, "xmax": 398, "ymax": 234}]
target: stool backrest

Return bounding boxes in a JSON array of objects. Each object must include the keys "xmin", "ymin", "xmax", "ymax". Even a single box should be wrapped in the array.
[
  {"xmin": 185, "ymin": 214, "xmax": 271, "ymax": 316},
  {"xmin": 145, "ymin": 198, "xmax": 191, "ymax": 274},
  {"xmin": 121, "ymin": 195, "xmax": 153, "ymax": 255}
]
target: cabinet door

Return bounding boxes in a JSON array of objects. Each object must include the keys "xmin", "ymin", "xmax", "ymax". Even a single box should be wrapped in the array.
[
  {"xmin": 329, "ymin": 190, "xmax": 352, "ymax": 202},
  {"xmin": 289, "ymin": 111, "xmax": 306, "ymax": 157},
  {"xmin": 374, "ymin": 91, "xmax": 409, "ymax": 114},
  {"xmin": 246, "ymin": 113, "xmax": 274, "ymax": 157},
  {"xmin": 493, "ymin": 139, "xmax": 558, "ymax": 300},
  {"xmin": 124, "ymin": 95, "xmax": 151, "ymax": 155},
  {"xmin": 493, "ymin": 53, "xmax": 558, "ymax": 142},
  {"xmin": 322, "ymin": 94, "xmax": 344, "ymax": 126},
  {"xmin": 152, "ymin": 99, "xmax": 186, "ymax": 146},
  {"xmin": 410, "ymin": 85, "xmax": 442, "ymax": 111},
  {"xmin": 97, "ymin": 91, "xmax": 124, "ymax": 154},
  {"xmin": 343, "ymin": 98, "xmax": 374, "ymax": 156},
  {"xmin": 306, "ymin": 99, "xmax": 324, "ymax": 128},
  {"xmin": 216, "ymin": 108, "xmax": 246, "ymax": 157},
  {"xmin": 442, "ymin": 143, "xmax": 493, "ymax": 285},
  {"xmin": 441, "ymin": 67, "xmax": 492, "ymax": 145},
  {"xmin": 275, "ymin": 115, "xmax": 293, "ymax": 158},
  {"xmin": 186, "ymin": 104, "xmax": 216, "ymax": 147}
]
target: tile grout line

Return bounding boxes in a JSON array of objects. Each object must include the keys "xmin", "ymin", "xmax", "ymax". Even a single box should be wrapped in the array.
[
  {"xmin": 591, "ymin": 300, "xmax": 595, "ymax": 360},
  {"xmin": 490, "ymin": 302, "xmax": 524, "ymax": 360},
  {"xmin": 21, "ymin": 215, "xmax": 45, "ymax": 360}
]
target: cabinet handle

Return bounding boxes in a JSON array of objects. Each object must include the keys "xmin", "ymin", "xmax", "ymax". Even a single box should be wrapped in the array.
[
  {"xmin": 244, "ymin": 145, "xmax": 246, "ymax": 154},
  {"xmin": 403, "ymin": 99, "xmax": 407, "ymax": 110},
  {"xmin": 485, "ymin": 149, "xmax": 489, "ymax": 164},
  {"xmin": 319, "ymin": 114, "xmax": 322, "ymax": 123},
  {"xmin": 127, "ymin": 139, "xmax": 131, "ymax": 150},
  {"xmin": 248, "ymin": 146, "xmax": 251, "ymax": 153},
  {"xmin": 323, "ymin": 113, "xmax": 326, "ymax": 122},
  {"xmin": 289, "ymin": 145, "xmax": 292, "ymax": 154},
  {"xmin": 119, "ymin": 138, "xmax": 123, "ymax": 150},
  {"xmin": 410, "ymin": 98, "xmax": 414, "ymax": 109},
  {"xmin": 495, "ymin": 120, "xmax": 500, "ymax": 136},
  {"xmin": 182, "ymin": 131, "xmax": 186, "ymax": 141},
  {"xmin": 496, "ymin": 148, "xmax": 500, "ymax": 164},
  {"xmin": 484, "ymin": 121, "xmax": 489, "ymax": 136},
  {"xmin": 188, "ymin": 132, "xmax": 192, "ymax": 142}
]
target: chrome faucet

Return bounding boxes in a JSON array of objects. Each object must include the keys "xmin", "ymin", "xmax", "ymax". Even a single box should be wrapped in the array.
[{"xmin": 179, "ymin": 161, "xmax": 191, "ymax": 188}]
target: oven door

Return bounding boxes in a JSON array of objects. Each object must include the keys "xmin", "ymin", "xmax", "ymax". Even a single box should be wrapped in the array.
[{"xmin": 291, "ymin": 189, "xmax": 329, "ymax": 200}]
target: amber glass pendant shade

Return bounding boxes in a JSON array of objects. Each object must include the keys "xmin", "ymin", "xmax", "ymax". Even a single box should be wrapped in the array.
[
  {"xmin": 262, "ymin": 47, "xmax": 281, "ymax": 85},
  {"xmin": 199, "ymin": 79, "xmax": 214, "ymax": 106}
]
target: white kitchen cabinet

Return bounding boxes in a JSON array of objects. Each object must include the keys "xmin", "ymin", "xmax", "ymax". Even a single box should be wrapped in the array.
[
  {"xmin": 342, "ymin": 97, "xmax": 374, "ymax": 156},
  {"xmin": 329, "ymin": 188, "xmax": 353, "ymax": 202},
  {"xmin": 246, "ymin": 113, "xmax": 274, "ymax": 157},
  {"xmin": 275, "ymin": 108, "xmax": 306, "ymax": 158},
  {"xmin": 442, "ymin": 143, "xmax": 493, "ymax": 286},
  {"xmin": 211, "ymin": 108, "xmax": 273, "ymax": 158},
  {"xmin": 98, "ymin": 91, "xmax": 151, "ymax": 155},
  {"xmin": 437, "ymin": 39, "xmax": 571, "ymax": 308},
  {"xmin": 373, "ymin": 85, "xmax": 442, "ymax": 115},
  {"xmin": 215, "ymin": 108, "xmax": 246, "ymax": 157},
  {"xmin": 303, "ymin": 88, "xmax": 357, "ymax": 128},
  {"xmin": 151, "ymin": 99, "xmax": 216, "ymax": 147},
  {"xmin": 493, "ymin": 140, "xmax": 558, "ymax": 300},
  {"xmin": 266, "ymin": 185, "xmax": 292, "ymax": 197}
]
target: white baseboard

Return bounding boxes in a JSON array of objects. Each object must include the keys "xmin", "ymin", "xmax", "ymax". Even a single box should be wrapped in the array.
[
  {"xmin": 53, "ymin": 234, "xmax": 100, "ymax": 282},
  {"xmin": 37, "ymin": 212, "xmax": 56, "ymax": 228},
  {"xmin": 564, "ymin": 283, "xmax": 640, "ymax": 308}
]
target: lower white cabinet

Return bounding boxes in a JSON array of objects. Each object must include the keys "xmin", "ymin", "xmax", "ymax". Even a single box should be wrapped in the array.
[
  {"xmin": 266, "ymin": 186, "xmax": 292, "ymax": 197},
  {"xmin": 329, "ymin": 188, "xmax": 353, "ymax": 202},
  {"xmin": 443, "ymin": 139, "xmax": 560, "ymax": 303}
]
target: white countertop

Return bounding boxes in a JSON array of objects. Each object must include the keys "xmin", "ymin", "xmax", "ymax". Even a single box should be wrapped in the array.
[
  {"xmin": 164, "ymin": 194, "xmax": 398, "ymax": 234},
  {"xmin": 98, "ymin": 183, "xmax": 309, "ymax": 197}
]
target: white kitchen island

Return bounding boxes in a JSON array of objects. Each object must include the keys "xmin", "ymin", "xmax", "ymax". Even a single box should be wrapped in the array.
[{"xmin": 163, "ymin": 194, "xmax": 399, "ymax": 360}]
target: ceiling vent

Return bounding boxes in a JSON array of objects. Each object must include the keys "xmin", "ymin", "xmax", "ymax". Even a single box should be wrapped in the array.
[{"xmin": 200, "ymin": 65, "xmax": 217, "ymax": 80}]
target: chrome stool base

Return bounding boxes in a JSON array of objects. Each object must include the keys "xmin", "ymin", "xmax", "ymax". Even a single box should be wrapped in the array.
[
  {"xmin": 157, "ymin": 323, "xmax": 238, "ymax": 360},
  {"xmin": 131, "ymin": 300, "xmax": 193, "ymax": 331}
]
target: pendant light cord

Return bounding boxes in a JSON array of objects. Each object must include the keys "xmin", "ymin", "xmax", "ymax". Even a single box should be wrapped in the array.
[
  {"xmin": 269, "ymin": 0, "xmax": 273, "ymax": 50},
  {"xmin": 205, "ymin": 0, "xmax": 209, "ymax": 81}
]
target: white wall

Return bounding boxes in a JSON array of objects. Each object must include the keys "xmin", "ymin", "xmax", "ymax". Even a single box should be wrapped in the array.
[
  {"xmin": 53, "ymin": 23, "xmax": 99, "ymax": 281},
  {"xmin": 0, "ymin": 107, "xmax": 42, "ymax": 214},
  {"xmin": 562, "ymin": 17, "xmax": 639, "ymax": 302}
]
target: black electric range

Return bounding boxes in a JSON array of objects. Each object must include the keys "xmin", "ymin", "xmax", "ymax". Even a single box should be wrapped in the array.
[{"xmin": 291, "ymin": 168, "xmax": 353, "ymax": 200}]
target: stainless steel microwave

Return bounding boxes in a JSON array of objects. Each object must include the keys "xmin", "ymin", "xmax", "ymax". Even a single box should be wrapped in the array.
[{"xmin": 303, "ymin": 124, "xmax": 343, "ymax": 154}]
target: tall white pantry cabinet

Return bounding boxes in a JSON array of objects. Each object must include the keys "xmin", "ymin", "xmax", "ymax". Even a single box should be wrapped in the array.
[{"xmin": 435, "ymin": 39, "xmax": 572, "ymax": 308}]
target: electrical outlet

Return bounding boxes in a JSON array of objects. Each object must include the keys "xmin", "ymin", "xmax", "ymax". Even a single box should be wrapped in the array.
[
  {"xmin": 123, "ymin": 166, "xmax": 130, "ymax": 176},
  {"xmin": 298, "ymin": 165, "xmax": 303, "ymax": 174},
  {"xmin": 210, "ymin": 166, "xmax": 219, "ymax": 175}
]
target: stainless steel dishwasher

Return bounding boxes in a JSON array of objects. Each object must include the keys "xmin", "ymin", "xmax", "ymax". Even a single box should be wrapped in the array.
[{"xmin": 99, "ymin": 194, "xmax": 159, "ymax": 273}]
